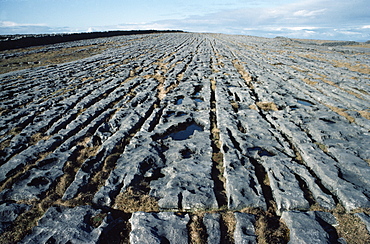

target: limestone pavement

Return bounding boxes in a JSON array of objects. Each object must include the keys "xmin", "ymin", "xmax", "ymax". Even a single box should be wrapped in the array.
[{"xmin": 0, "ymin": 33, "xmax": 370, "ymax": 243}]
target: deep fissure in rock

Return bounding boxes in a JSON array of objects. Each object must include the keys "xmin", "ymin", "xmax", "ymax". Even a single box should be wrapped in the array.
[
  {"xmin": 187, "ymin": 213, "xmax": 208, "ymax": 244},
  {"xmin": 210, "ymin": 78, "xmax": 228, "ymax": 209}
]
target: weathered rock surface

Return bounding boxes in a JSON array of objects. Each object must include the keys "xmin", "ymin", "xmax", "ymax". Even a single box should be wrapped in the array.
[
  {"xmin": 281, "ymin": 211, "xmax": 340, "ymax": 244},
  {"xmin": 20, "ymin": 206, "xmax": 108, "ymax": 244},
  {"xmin": 234, "ymin": 212, "xmax": 257, "ymax": 244},
  {"xmin": 0, "ymin": 202, "xmax": 30, "ymax": 234},
  {"xmin": 356, "ymin": 212, "xmax": 370, "ymax": 234},
  {"xmin": 0, "ymin": 33, "xmax": 369, "ymax": 243},
  {"xmin": 203, "ymin": 213, "xmax": 221, "ymax": 244},
  {"xmin": 129, "ymin": 212, "xmax": 189, "ymax": 244}
]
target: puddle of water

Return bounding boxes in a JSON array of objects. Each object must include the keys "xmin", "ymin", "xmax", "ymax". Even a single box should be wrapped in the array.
[
  {"xmin": 176, "ymin": 98, "xmax": 183, "ymax": 105},
  {"xmin": 194, "ymin": 98, "xmax": 203, "ymax": 103},
  {"xmin": 164, "ymin": 112, "xmax": 176, "ymax": 118},
  {"xmin": 248, "ymin": 147, "xmax": 275, "ymax": 157},
  {"xmin": 297, "ymin": 99, "xmax": 314, "ymax": 106},
  {"xmin": 163, "ymin": 123, "xmax": 203, "ymax": 141},
  {"xmin": 194, "ymin": 92, "xmax": 200, "ymax": 96}
]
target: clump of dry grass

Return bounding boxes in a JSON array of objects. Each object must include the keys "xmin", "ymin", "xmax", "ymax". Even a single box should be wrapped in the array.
[
  {"xmin": 188, "ymin": 213, "xmax": 207, "ymax": 244},
  {"xmin": 333, "ymin": 205, "xmax": 370, "ymax": 244},
  {"xmin": 230, "ymin": 100, "xmax": 239, "ymax": 112},
  {"xmin": 302, "ymin": 78, "xmax": 319, "ymax": 85},
  {"xmin": 256, "ymin": 102, "xmax": 279, "ymax": 111},
  {"xmin": 365, "ymin": 159, "xmax": 370, "ymax": 166},
  {"xmin": 114, "ymin": 185, "xmax": 159, "ymax": 213},
  {"xmin": 220, "ymin": 211, "xmax": 236, "ymax": 243},
  {"xmin": 240, "ymin": 207, "xmax": 289, "ymax": 244},
  {"xmin": 232, "ymin": 59, "xmax": 255, "ymax": 89},
  {"xmin": 333, "ymin": 61, "xmax": 370, "ymax": 75},
  {"xmin": 324, "ymin": 104, "xmax": 355, "ymax": 123},
  {"xmin": 90, "ymin": 212, "xmax": 108, "ymax": 228},
  {"xmin": 314, "ymin": 142, "xmax": 328, "ymax": 153},
  {"xmin": 29, "ymin": 132, "xmax": 52, "ymax": 145}
]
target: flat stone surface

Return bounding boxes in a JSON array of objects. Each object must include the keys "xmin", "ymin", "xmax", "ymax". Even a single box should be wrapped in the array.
[
  {"xmin": 129, "ymin": 212, "xmax": 189, "ymax": 244},
  {"xmin": 281, "ymin": 211, "xmax": 340, "ymax": 244},
  {"xmin": 203, "ymin": 213, "xmax": 221, "ymax": 244},
  {"xmin": 20, "ymin": 206, "xmax": 108, "ymax": 244},
  {"xmin": 234, "ymin": 212, "xmax": 257, "ymax": 244}
]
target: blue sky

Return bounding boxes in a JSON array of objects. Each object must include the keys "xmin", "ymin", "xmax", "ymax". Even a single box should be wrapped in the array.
[{"xmin": 0, "ymin": 0, "xmax": 369, "ymax": 41}]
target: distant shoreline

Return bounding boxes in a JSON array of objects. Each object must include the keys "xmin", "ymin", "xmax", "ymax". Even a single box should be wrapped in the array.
[{"xmin": 0, "ymin": 30, "xmax": 185, "ymax": 51}]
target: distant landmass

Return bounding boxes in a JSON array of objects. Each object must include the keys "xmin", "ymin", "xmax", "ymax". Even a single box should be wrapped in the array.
[{"xmin": 0, "ymin": 30, "xmax": 185, "ymax": 51}]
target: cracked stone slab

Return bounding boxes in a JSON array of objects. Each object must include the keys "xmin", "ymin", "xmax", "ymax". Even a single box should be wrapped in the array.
[
  {"xmin": 20, "ymin": 205, "xmax": 108, "ymax": 244},
  {"xmin": 0, "ymin": 202, "xmax": 31, "ymax": 234},
  {"xmin": 234, "ymin": 212, "xmax": 257, "ymax": 244},
  {"xmin": 129, "ymin": 212, "xmax": 189, "ymax": 244},
  {"xmin": 203, "ymin": 213, "xmax": 221, "ymax": 244},
  {"xmin": 281, "ymin": 211, "xmax": 340, "ymax": 244}
]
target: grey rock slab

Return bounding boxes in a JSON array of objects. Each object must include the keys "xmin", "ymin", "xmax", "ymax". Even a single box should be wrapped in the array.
[
  {"xmin": 281, "ymin": 211, "xmax": 340, "ymax": 244},
  {"xmin": 63, "ymin": 90, "xmax": 158, "ymax": 200},
  {"xmin": 0, "ymin": 135, "xmax": 62, "ymax": 183},
  {"xmin": 355, "ymin": 212, "xmax": 370, "ymax": 234},
  {"xmin": 93, "ymin": 141, "xmax": 164, "ymax": 207},
  {"xmin": 214, "ymin": 79, "xmax": 268, "ymax": 210},
  {"xmin": 289, "ymin": 162, "xmax": 336, "ymax": 210},
  {"xmin": 150, "ymin": 130, "xmax": 218, "ymax": 210},
  {"xmin": 268, "ymin": 114, "xmax": 370, "ymax": 211},
  {"xmin": 20, "ymin": 205, "xmax": 108, "ymax": 244},
  {"xmin": 203, "ymin": 213, "xmax": 221, "ymax": 244},
  {"xmin": 0, "ymin": 109, "xmax": 113, "ymax": 201},
  {"xmin": 261, "ymin": 157, "xmax": 310, "ymax": 215},
  {"xmin": 129, "ymin": 212, "xmax": 189, "ymax": 244},
  {"xmin": 234, "ymin": 212, "xmax": 257, "ymax": 244},
  {"xmin": 223, "ymin": 150, "xmax": 266, "ymax": 210},
  {"xmin": 0, "ymin": 202, "xmax": 31, "ymax": 234}
]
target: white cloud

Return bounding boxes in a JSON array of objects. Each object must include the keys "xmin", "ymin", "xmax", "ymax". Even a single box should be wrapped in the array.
[
  {"xmin": 1, "ymin": 0, "xmax": 369, "ymax": 41},
  {"xmin": 0, "ymin": 21, "xmax": 47, "ymax": 27},
  {"xmin": 0, "ymin": 21, "xmax": 70, "ymax": 35},
  {"xmin": 158, "ymin": 0, "xmax": 370, "ymax": 41},
  {"xmin": 0, "ymin": 21, "xmax": 17, "ymax": 27},
  {"xmin": 293, "ymin": 9, "xmax": 327, "ymax": 17}
]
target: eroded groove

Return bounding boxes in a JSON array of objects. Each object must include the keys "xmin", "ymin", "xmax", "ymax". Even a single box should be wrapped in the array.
[
  {"xmin": 210, "ymin": 78, "xmax": 228, "ymax": 209},
  {"xmin": 249, "ymin": 157, "xmax": 275, "ymax": 211},
  {"xmin": 0, "ymin": 141, "xmax": 98, "ymax": 243},
  {"xmin": 98, "ymin": 209, "xmax": 132, "ymax": 244},
  {"xmin": 294, "ymin": 173, "xmax": 316, "ymax": 206},
  {"xmin": 284, "ymin": 136, "xmax": 339, "ymax": 205},
  {"xmin": 188, "ymin": 213, "xmax": 208, "ymax": 244},
  {"xmin": 220, "ymin": 212, "xmax": 236, "ymax": 244},
  {"xmin": 254, "ymin": 211, "xmax": 290, "ymax": 244},
  {"xmin": 65, "ymin": 100, "xmax": 160, "ymax": 206}
]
